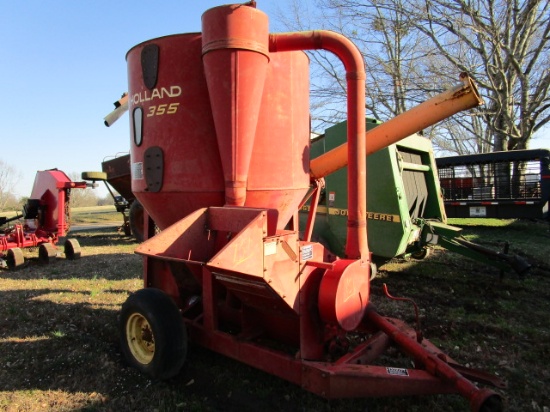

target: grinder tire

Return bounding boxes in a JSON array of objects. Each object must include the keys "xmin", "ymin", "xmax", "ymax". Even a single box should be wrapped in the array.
[
  {"xmin": 120, "ymin": 288, "xmax": 187, "ymax": 380},
  {"xmin": 128, "ymin": 200, "xmax": 145, "ymax": 242}
]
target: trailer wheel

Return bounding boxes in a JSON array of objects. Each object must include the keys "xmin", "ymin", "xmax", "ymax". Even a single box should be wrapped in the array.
[
  {"xmin": 64, "ymin": 239, "xmax": 81, "ymax": 260},
  {"xmin": 129, "ymin": 200, "xmax": 145, "ymax": 242},
  {"xmin": 39, "ymin": 243, "xmax": 57, "ymax": 264},
  {"xmin": 370, "ymin": 262, "xmax": 378, "ymax": 280},
  {"xmin": 411, "ymin": 247, "xmax": 431, "ymax": 260},
  {"xmin": 6, "ymin": 248, "xmax": 24, "ymax": 270},
  {"xmin": 81, "ymin": 171, "xmax": 108, "ymax": 181},
  {"xmin": 120, "ymin": 288, "xmax": 187, "ymax": 380}
]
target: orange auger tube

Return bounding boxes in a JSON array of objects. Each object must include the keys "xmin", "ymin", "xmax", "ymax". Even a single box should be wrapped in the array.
[{"xmin": 310, "ymin": 73, "xmax": 483, "ymax": 180}]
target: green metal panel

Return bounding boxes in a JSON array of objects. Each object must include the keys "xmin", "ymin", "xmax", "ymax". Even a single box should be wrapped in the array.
[
  {"xmin": 303, "ymin": 118, "xmax": 446, "ymax": 259},
  {"xmin": 301, "ymin": 119, "xmax": 529, "ymax": 274}
]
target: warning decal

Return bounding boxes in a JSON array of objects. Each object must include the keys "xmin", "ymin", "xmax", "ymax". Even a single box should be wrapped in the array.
[{"xmin": 386, "ymin": 367, "xmax": 409, "ymax": 377}]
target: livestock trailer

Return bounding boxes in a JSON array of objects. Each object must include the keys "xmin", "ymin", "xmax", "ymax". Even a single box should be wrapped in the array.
[{"xmin": 436, "ymin": 148, "xmax": 550, "ymax": 220}]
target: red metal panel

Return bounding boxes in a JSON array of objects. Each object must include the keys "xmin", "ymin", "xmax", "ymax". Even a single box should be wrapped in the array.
[
  {"xmin": 318, "ymin": 259, "xmax": 370, "ymax": 331},
  {"xmin": 201, "ymin": 4, "xmax": 269, "ymax": 207},
  {"xmin": 246, "ymin": 50, "xmax": 311, "ymax": 229},
  {"xmin": 136, "ymin": 208, "xmax": 215, "ymax": 263},
  {"xmin": 263, "ymin": 231, "xmax": 301, "ymax": 311},
  {"xmin": 207, "ymin": 209, "xmax": 266, "ymax": 277},
  {"xmin": 127, "ymin": 33, "xmax": 225, "ymax": 228},
  {"xmin": 29, "ymin": 170, "xmax": 68, "ymax": 233},
  {"xmin": 301, "ymin": 362, "xmax": 459, "ymax": 398}
]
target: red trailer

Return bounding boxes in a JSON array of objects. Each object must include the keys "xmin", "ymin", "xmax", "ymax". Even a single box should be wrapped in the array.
[
  {"xmin": 116, "ymin": 3, "xmax": 505, "ymax": 411},
  {"xmin": 0, "ymin": 169, "xmax": 87, "ymax": 269}
]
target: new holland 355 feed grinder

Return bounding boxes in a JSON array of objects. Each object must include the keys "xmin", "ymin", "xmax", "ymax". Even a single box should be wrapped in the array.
[{"xmin": 116, "ymin": 3, "xmax": 506, "ymax": 410}]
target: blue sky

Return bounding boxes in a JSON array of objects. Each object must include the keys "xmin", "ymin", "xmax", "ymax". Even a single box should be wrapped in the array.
[
  {"xmin": 0, "ymin": 1, "xmax": 291, "ymax": 198},
  {"xmin": 1, "ymin": 1, "xmax": 549, "ymax": 199}
]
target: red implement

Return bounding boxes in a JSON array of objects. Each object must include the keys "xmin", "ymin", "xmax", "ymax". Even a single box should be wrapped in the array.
[
  {"xmin": 1, "ymin": 169, "xmax": 87, "ymax": 269},
  {"xmin": 117, "ymin": 3, "xmax": 504, "ymax": 411}
]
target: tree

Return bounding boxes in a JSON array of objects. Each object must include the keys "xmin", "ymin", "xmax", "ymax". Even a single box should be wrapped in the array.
[
  {"xmin": 0, "ymin": 159, "xmax": 22, "ymax": 211},
  {"xmin": 274, "ymin": 0, "xmax": 550, "ymax": 154},
  {"xmin": 404, "ymin": 0, "xmax": 550, "ymax": 151},
  {"xmin": 274, "ymin": 0, "xmax": 434, "ymax": 128},
  {"xmin": 67, "ymin": 172, "xmax": 98, "ymax": 208}
]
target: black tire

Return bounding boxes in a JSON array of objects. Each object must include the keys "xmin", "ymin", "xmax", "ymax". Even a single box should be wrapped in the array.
[
  {"xmin": 64, "ymin": 238, "xmax": 81, "ymax": 260},
  {"xmin": 119, "ymin": 288, "xmax": 187, "ymax": 380},
  {"xmin": 122, "ymin": 221, "xmax": 132, "ymax": 237},
  {"xmin": 128, "ymin": 200, "xmax": 145, "ymax": 242},
  {"xmin": 81, "ymin": 171, "xmax": 108, "ymax": 181},
  {"xmin": 411, "ymin": 247, "xmax": 431, "ymax": 260},
  {"xmin": 7, "ymin": 248, "xmax": 24, "ymax": 270},
  {"xmin": 369, "ymin": 262, "xmax": 378, "ymax": 280},
  {"xmin": 39, "ymin": 243, "xmax": 57, "ymax": 264}
]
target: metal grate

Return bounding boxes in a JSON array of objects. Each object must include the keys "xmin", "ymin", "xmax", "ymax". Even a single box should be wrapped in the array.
[{"xmin": 438, "ymin": 159, "xmax": 542, "ymax": 201}]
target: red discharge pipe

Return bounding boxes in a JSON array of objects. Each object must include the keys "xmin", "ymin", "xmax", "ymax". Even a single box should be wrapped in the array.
[{"xmin": 269, "ymin": 31, "xmax": 367, "ymax": 260}]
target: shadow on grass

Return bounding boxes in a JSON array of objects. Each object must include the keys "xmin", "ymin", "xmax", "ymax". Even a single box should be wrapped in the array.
[
  {"xmin": 0, "ymin": 287, "xmax": 470, "ymax": 412},
  {"xmin": 68, "ymin": 227, "xmax": 139, "ymax": 248},
  {"xmin": 0, "ymin": 253, "xmax": 142, "ymax": 281},
  {"xmin": 0, "ymin": 277, "xmax": 491, "ymax": 412},
  {"xmin": 1, "ymin": 224, "xmax": 549, "ymax": 411},
  {"xmin": 0, "ymin": 228, "xmax": 142, "ymax": 281}
]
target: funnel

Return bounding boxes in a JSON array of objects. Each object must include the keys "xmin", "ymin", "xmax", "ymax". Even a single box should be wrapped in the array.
[{"xmin": 202, "ymin": 4, "xmax": 270, "ymax": 206}]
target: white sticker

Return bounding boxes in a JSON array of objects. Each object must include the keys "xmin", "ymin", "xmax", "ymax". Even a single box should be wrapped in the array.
[
  {"xmin": 132, "ymin": 162, "xmax": 144, "ymax": 180},
  {"xmin": 301, "ymin": 245, "xmax": 313, "ymax": 261},
  {"xmin": 386, "ymin": 367, "xmax": 409, "ymax": 377},
  {"xmin": 264, "ymin": 241, "xmax": 277, "ymax": 256},
  {"xmin": 328, "ymin": 191, "xmax": 335, "ymax": 206},
  {"xmin": 469, "ymin": 206, "xmax": 487, "ymax": 217}
]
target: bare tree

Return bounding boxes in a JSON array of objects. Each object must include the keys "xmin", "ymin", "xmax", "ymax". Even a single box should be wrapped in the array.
[
  {"xmin": 401, "ymin": 0, "xmax": 550, "ymax": 151},
  {"xmin": 67, "ymin": 172, "xmax": 98, "ymax": 208},
  {"xmin": 274, "ymin": 0, "xmax": 550, "ymax": 154},
  {"xmin": 274, "ymin": 0, "xmax": 435, "ymax": 129},
  {"xmin": 0, "ymin": 159, "xmax": 22, "ymax": 211}
]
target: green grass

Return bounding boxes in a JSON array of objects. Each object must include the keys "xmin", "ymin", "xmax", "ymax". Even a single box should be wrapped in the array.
[
  {"xmin": 2, "ymin": 205, "xmax": 122, "ymax": 226},
  {"xmin": 0, "ymin": 216, "xmax": 549, "ymax": 411},
  {"xmin": 448, "ymin": 218, "xmax": 550, "ymax": 267},
  {"xmin": 447, "ymin": 217, "xmax": 517, "ymax": 227},
  {"xmin": 70, "ymin": 206, "xmax": 122, "ymax": 225}
]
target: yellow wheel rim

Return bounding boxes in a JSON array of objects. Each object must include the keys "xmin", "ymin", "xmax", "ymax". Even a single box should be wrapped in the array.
[{"xmin": 126, "ymin": 313, "xmax": 155, "ymax": 365}]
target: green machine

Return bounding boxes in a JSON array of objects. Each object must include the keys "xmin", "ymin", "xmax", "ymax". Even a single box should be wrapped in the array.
[{"xmin": 301, "ymin": 119, "xmax": 531, "ymax": 275}]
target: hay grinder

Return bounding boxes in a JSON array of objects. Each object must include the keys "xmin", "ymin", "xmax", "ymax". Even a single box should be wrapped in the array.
[
  {"xmin": 113, "ymin": 3, "xmax": 506, "ymax": 410},
  {"xmin": 0, "ymin": 169, "xmax": 86, "ymax": 269}
]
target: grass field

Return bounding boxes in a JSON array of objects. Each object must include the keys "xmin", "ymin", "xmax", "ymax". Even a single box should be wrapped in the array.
[
  {"xmin": 0, "ymin": 215, "xmax": 549, "ymax": 411},
  {"xmin": 70, "ymin": 206, "xmax": 121, "ymax": 225}
]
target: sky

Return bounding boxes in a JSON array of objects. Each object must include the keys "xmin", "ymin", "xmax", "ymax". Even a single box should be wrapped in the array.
[
  {"xmin": 1, "ymin": 1, "xmax": 549, "ymax": 199},
  {"xmin": 0, "ymin": 1, "xmax": 294, "ymax": 198}
]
